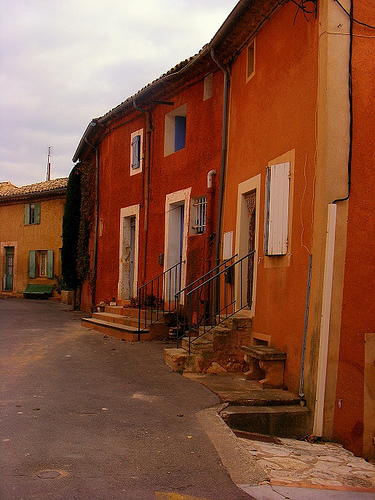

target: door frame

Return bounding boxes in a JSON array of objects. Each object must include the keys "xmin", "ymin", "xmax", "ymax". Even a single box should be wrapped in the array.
[
  {"xmin": 163, "ymin": 188, "xmax": 191, "ymax": 303},
  {"xmin": 234, "ymin": 174, "xmax": 261, "ymax": 316},
  {"xmin": 1, "ymin": 242, "xmax": 17, "ymax": 292},
  {"xmin": 118, "ymin": 205, "xmax": 140, "ymax": 301}
]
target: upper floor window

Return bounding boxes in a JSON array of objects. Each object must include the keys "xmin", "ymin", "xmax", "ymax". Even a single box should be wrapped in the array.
[
  {"xmin": 164, "ymin": 104, "xmax": 187, "ymax": 156},
  {"xmin": 203, "ymin": 73, "xmax": 213, "ymax": 101},
  {"xmin": 246, "ymin": 39, "xmax": 255, "ymax": 81},
  {"xmin": 130, "ymin": 129, "xmax": 143, "ymax": 175},
  {"xmin": 264, "ymin": 162, "xmax": 290, "ymax": 256},
  {"xmin": 24, "ymin": 202, "xmax": 40, "ymax": 225}
]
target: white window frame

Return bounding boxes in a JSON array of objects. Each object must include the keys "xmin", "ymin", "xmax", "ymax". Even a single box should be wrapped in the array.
[
  {"xmin": 164, "ymin": 104, "xmax": 187, "ymax": 156},
  {"xmin": 130, "ymin": 129, "xmax": 143, "ymax": 176}
]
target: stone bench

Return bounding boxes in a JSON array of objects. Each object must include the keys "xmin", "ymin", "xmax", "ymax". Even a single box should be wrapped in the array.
[
  {"xmin": 23, "ymin": 284, "xmax": 53, "ymax": 299},
  {"xmin": 242, "ymin": 345, "xmax": 286, "ymax": 389}
]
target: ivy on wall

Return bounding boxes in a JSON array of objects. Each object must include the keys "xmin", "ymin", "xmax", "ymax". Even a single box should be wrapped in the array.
[
  {"xmin": 62, "ymin": 158, "xmax": 96, "ymax": 294},
  {"xmin": 61, "ymin": 164, "xmax": 81, "ymax": 290}
]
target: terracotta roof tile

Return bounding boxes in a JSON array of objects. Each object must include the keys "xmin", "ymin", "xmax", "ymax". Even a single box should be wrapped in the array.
[{"xmin": 0, "ymin": 178, "xmax": 68, "ymax": 199}]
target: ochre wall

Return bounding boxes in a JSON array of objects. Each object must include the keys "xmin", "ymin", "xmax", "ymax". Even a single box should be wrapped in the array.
[
  {"xmin": 0, "ymin": 196, "xmax": 65, "ymax": 294},
  {"xmin": 333, "ymin": 0, "xmax": 375, "ymax": 458},
  {"xmin": 223, "ymin": 2, "xmax": 318, "ymax": 393}
]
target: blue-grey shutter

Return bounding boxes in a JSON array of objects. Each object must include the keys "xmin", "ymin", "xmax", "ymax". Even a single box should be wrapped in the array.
[
  {"xmin": 34, "ymin": 202, "xmax": 40, "ymax": 224},
  {"xmin": 47, "ymin": 250, "xmax": 54, "ymax": 278},
  {"xmin": 174, "ymin": 116, "xmax": 186, "ymax": 151},
  {"xmin": 24, "ymin": 204, "xmax": 30, "ymax": 225},
  {"xmin": 29, "ymin": 251, "xmax": 36, "ymax": 278},
  {"xmin": 131, "ymin": 135, "xmax": 140, "ymax": 169}
]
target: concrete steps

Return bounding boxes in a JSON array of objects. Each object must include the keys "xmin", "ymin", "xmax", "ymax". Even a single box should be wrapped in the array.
[{"xmin": 81, "ymin": 305, "xmax": 168, "ymax": 341}]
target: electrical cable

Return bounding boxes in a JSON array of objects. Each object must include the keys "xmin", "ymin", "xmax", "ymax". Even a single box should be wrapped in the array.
[{"xmin": 334, "ymin": 0, "xmax": 375, "ymax": 30}]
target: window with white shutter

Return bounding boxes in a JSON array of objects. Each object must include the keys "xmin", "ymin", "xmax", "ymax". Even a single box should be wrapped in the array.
[{"xmin": 264, "ymin": 162, "xmax": 290, "ymax": 256}]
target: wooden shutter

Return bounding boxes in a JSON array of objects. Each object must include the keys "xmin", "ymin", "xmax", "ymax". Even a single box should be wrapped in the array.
[
  {"xmin": 264, "ymin": 162, "xmax": 290, "ymax": 255},
  {"xmin": 47, "ymin": 250, "xmax": 54, "ymax": 278},
  {"xmin": 174, "ymin": 116, "xmax": 186, "ymax": 151},
  {"xmin": 131, "ymin": 135, "xmax": 140, "ymax": 169},
  {"xmin": 34, "ymin": 202, "xmax": 40, "ymax": 224},
  {"xmin": 24, "ymin": 204, "xmax": 30, "ymax": 225},
  {"xmin": 29, "ymin": 251, "xmax": 36, "ymax": 278}
]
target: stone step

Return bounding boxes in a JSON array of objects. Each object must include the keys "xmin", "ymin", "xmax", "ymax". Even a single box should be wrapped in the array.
[
  {"xmin": 220, "ymin": 404, "xmax": 311, "ymax": 439},
  {"xmin": 81, "ymin": 317, "xmax": 150, "ymax": 342},
  {"xmin": 163, "ymin": 347, "xmax": 202, "ymax": 373},
  {"xmin": 103, "ymin": 305, "xmax": 165, "ymax": 320},
  {"xmin": 93, "ymin": 312, "xmax": 139, "ymax": 327}
]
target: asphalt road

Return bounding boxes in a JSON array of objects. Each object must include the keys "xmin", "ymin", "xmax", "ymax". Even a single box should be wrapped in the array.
[{"xmin": 0, "ymin": 299, "xmax": 251, "ymax": 500}]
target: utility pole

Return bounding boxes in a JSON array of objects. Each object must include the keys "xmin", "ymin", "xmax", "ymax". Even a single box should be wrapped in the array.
[{"xmin": 46, "ymin": 146, "xmax": 51, "ymax": 181}]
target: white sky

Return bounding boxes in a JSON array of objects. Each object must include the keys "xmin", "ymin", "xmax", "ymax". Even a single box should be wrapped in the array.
[{"xmin": 0, "ymin": 0, "xmax": 236, "ymax": 187}]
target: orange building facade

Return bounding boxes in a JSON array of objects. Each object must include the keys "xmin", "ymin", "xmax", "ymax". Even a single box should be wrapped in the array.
[{"xmin": 73, "ymin": 0, "xmax": 374, "ymax": 458}]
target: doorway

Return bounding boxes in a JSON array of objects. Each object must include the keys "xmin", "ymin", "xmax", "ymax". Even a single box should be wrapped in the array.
[
  {"xmin": 4, "ymin": 246, "xmax": 14, "ymax": 291},
  {"xmin": 164, "ymin": 188, "xmax": 190, "ymax": 303},
  {"xmin": 235, "ymin": 175, "xmax": 260, "ymax": 314},
  {"xmin": 118, "ymin": 205, "xmax": 139, "ymax": 301}
]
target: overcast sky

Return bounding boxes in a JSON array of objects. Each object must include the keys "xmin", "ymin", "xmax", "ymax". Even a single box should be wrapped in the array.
[{"xmin": 0, "ymin": 0, "xmax": 236, "ymax": 187}]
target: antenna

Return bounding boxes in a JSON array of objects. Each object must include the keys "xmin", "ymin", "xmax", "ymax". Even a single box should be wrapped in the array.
[{"xmin": 46, "ymin": 146, "xmax": 51, "ymax": 181}]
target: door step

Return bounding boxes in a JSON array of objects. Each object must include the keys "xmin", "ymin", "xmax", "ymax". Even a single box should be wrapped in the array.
[
  {"xmin": 81, "ymin": 317, "xmax": 150, "ymax": 341},
  {"xmin": 220, "ymin": 404, "xmax": 311, "ymax": 439}
]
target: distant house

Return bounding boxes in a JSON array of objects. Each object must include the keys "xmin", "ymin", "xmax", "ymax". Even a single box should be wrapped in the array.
[
  {"xmin": 72, "ymin": 0, "xmax": 374, "ymax": 460},
  {"xmin": 0, "ymin": 178, "xmax": 68, "ymax": 296}
]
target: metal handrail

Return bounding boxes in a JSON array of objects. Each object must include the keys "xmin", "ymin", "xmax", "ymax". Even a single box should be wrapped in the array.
[
  {"xmin": 174, "ymin": 254, "xmax": 238, "ymax": 343},
  {"xmin": 184, "ymin": 250, "xmax": 255, "ymax": 354},
  {"xmin": 137, "ymin": 260, "xmax": 184, "ymax": 339}
]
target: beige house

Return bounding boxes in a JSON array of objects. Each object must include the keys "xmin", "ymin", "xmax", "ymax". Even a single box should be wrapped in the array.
[{"xmin": 0, "ymin": 178, "xmax": 67, "ymax": 297}]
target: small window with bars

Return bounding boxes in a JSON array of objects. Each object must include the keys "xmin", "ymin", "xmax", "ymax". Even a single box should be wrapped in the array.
[{"xmin": 192, "ymin": 197, "xmax": 207, "ymax": 234}]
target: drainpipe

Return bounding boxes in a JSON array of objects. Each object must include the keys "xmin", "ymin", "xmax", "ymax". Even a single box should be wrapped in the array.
[
  {"xmin": 133, "ymin": 99, "xmax": 153, "ymax": 285},
  {"xmin": 84, "ymin": 129, "xmax": 100, "ymax": 310},
  {"xmin": 206, "ymin": 170, "xmax": 217, "ymax": 268},
  {"xmin": 210, "ymin": 48, "xmax": 230, "ymax": 268}
]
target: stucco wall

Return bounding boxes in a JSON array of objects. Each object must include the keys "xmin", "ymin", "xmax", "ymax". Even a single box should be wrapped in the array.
[
  {"xmin": 223, "ymin": 2, "xmax": 318, "ymax": 393},
  {"xmin": 333, "ymin": 0, "xmax": 375, "ymax": 458},
  {"xmin": 94, "ymin": 69, "xmax": 223, "ymax": 305}
]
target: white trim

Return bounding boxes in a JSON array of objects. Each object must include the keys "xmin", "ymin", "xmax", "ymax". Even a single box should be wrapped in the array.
[
  {"xmin": 164, "ymin": 104, "xmax": 187, "ymax": 157},
  {"xmin": 118, "ymin": 204, "xmax": 140, "ymax": 300},
  {"xmin": 234, "ymin": 174, "xmax": 261, "ymax": 316},
  {"xmin": 130, "ymin": 128, "xmax": 143, "ymax": 176},
  {"xmin": 163, "ymin": 188, "xmax": 191, "ymax": 302}
]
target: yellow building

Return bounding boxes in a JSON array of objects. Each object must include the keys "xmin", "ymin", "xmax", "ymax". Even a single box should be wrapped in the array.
[{"xmin": 0, "ymin": 178, "xmax": 67, "ymax": 297}]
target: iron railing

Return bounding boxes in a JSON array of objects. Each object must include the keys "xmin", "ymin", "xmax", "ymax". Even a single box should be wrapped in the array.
[
  {"xmin": 174, "ymin": 255, "xmax": 238, "ymax": 343},
  {"xmin": 137, "ymin": 261, "xmax": 184, "ymax": 339},
  {"xmin": 181, "ymin": 251, "xmax": 255, "ymax": 354}
]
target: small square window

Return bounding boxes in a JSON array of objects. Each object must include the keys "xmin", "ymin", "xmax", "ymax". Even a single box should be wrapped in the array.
[
  {"xmin": 191, "ymin": 197, "xmax": 207, "ymax": 234},
  {"xmin": 246, "ymin": 39, "xmax": 255, "ymax": 81},
  {"xmin": 164, "ymin": 104, "xmax": 187, "ymax": 156}
]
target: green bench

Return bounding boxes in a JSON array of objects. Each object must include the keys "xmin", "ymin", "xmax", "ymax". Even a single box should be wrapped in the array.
[{"xmin": 23, "ymin": 284, "xmax": 54, "ymax": 299}]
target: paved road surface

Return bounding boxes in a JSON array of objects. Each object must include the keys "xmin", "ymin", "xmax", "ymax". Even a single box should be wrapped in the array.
[{"xmin": 0, "ymin": 299, "xmax": 251, "ymax": 500}]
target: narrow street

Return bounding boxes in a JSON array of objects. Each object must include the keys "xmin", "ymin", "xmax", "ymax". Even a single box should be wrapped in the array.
[{"xmin": 0, "ymin": 299, "xmax": 250, "ymax": 500}]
